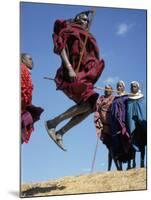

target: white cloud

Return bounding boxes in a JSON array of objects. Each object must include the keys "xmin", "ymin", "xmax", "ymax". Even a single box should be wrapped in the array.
[
  {"xmin": 103, "ymin": 76, "xmax": 120, "ymax": 84},
  {"xmin": 116, "ymin": 23, "xmax": 134, "ymax": 36}
]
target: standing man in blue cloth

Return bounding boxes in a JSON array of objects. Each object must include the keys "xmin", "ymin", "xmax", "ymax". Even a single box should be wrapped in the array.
[{"xmin": 127, "ymin": 81, "xmax": 147, "ymax": 168}]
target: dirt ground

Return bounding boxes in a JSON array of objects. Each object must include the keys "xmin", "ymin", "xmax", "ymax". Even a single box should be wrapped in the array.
[{"xmin": 21, "ymin": 168, "xmax": 147, "ymax": 198}]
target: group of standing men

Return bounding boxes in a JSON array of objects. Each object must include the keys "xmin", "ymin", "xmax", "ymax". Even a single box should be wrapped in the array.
[
  {"xmin": 21, "ymin": 10, "xmax": 146, "ymax": 168},
  {"xmin": 94, "ymin": 81, "xmax": 146, "ymax": 169}
]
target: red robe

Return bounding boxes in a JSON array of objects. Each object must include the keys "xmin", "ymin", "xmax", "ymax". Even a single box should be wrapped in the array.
[
  {"xmin": 53, "ymin": 20, "xmax": 105, "ymax": 108},
  {"xmin": 21, "ymin": 63, "xmax": 34, "ymax": 143},
  {"xmin": 21, "ymin": 63, "xmax": 44, "ymax": 144},
  {"xmin": 94, "ymin": 95, "xmax": 115, "ymax": 147},
  {"xmin": 21, "ymin": 63, "xmax": 33, "ymax": 112}
]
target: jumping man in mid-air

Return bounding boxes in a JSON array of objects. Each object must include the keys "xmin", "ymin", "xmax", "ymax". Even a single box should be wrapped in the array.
[{"xmin": 45, "ymin": 10, "xmax": 105, "ymax": 151}]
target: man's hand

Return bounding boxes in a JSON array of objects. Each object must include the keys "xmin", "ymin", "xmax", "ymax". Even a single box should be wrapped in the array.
[
  {"xmin": 68, "ymin": 68, "xmax": 77, "ymax": 81},
  {"xmin": 96, "ymin": 118, "xmax": 103, "ymax": 129},
  {"xmin": 60, "ymin": 49, "xmax": 77, "ymax": 81}
]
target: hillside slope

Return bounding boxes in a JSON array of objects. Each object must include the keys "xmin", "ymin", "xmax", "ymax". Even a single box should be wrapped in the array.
[{"xmin": 21, "ymin": 168, "xmax": 147, "ymax": 197}]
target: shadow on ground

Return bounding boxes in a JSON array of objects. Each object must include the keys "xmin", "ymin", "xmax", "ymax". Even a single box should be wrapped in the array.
[{"xmin": 21, "ymin": 184, "xmax": 66, "ymax": 197}]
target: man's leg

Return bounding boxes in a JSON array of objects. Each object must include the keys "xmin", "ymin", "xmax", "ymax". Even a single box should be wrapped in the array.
[
  {"xmin": 108, "ymin": 149, "xmax": 112, "ymax": 171},
  {"xmin": 132, "ymin": 151, "xmax": 136, "ymax": 168},
  {"xmin": 45, "ymin": 102, "xmax": 93, "ymax": 151},
  {"xmin": 46, "ymin": 102, "xmax": 91, "ymax": 129},
  {"xmin": 54, "ymin": 108, "xmax": 93, "ymax": 150},
  {"xmin": 56, "ymin": 108, "xmax": 93, "ymax": 136},
  {"xmin": 140, "ymin": 146, "xmax": 145, "ymax": 168}
]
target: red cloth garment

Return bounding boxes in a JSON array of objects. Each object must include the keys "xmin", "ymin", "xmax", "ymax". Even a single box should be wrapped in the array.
[
  {"xmin": 21, "ymin": 63, "xmax": 44, "ymax": 144},
  {"xmin": 21, "ymin": 63, "xmax": 33, "ymax": 112},
  {"xmin": 94, "ymin": 95, "xmax": 115, "ymax": 147},
  {"xmin": 21, "ymin": 63, "xmax": 33, "ymax": 143},
  {"xmin": 21, "ymin": 111, "xmax": 34, "ymax": 144},
  {"xmin": 53, "ymin": 20, "xmax": 105, "ymax": 108},
  {"xmin": 21, "ymin": 63, "xmax": 34, "ymax": 143}
]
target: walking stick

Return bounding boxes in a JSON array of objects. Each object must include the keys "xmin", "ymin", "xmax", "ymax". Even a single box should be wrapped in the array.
[
  {"xmin": 75, "ymin": 8, "xmax": 96, "ymax": 74},
  {"xmin": 43, "ymin": 77, "xmax": 55, "ymax": 81},
  {"xmin": 90, "ymin": 136, "xmax": 100, "ymax": 173},
  {"xmin": 43, "ymin": 78, "xmax": 143, "ymax": 97}
]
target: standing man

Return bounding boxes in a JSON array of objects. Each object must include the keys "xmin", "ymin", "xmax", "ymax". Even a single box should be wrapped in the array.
[
  {"xmin": 45, "ymin": 10, "xmax": 105, "ymax": 151},
  {"xmin": 21, "ymin": 53, "xmax": 44, "ymax": 144},
  {"xmin": 94, "ymin": 85, "xmax": 114, "ymax": 149},
  {"xmin": 127, "ymin": 81, "xmax": 146, "ymax": 168},
  {"xmin": 110, "ymin": 81, "xmax": 131, "ymax": 168},
  {"xmin": 94, "ymin": 85, "xmax": 115, "ymax": 170},
  {"xmin": 127, "ymin": 81, "xmax": 144, "ymax": 134}
]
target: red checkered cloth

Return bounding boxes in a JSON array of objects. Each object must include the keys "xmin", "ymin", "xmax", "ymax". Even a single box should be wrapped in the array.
[
  {"xmin": 21, "ymin": 63, "xmax": 44, "ymax": 144},
  {"xmin": 21, "ymin": 63, "xmax": 33, "ymax": 112},
  {"xmin": 21, "ymin": 63, "xmax": 33, "ymax": 143}
]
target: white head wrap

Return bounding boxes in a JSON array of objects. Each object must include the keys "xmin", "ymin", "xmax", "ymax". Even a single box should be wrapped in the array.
[
  {"xmin": 116, "ymin": 80, "xmax": 126, "ymax": 96},
  {"xmin": 117, "ymin": 80, "xmax": 125, "ymax": 88},
  {"xmin": 131, "ymin": 81, "xmax": 141, "ymax": 93},
  {"xmin": 131, "ymin": 81, "xmax": 140, "ymax": 88},
  {"xmin": 129, "ymin": 81, "xmax": 144, "ymax": 99}
]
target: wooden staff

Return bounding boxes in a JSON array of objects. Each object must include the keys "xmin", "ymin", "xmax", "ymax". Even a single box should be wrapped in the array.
[
  {"xmin": 43, "ymin": 77, "xmax": 143, "ymax": 97},
  {"xmin": 75, "ymin": 8, "xmax": 96, "ymax": 74},
  {"xmin": 94, "ymin": 86, "xmax": 143, "ymax": 96},
  {"xmin": 94, "ymin": 86, "xmax": 118, "ymax": 93},
  {"xmin": 90, "ymin": 136, "xmax": 100, "ymax": 173},
  {"xmin": 43, "ymin": 76, "xmax": 55, "ymax": 81}
]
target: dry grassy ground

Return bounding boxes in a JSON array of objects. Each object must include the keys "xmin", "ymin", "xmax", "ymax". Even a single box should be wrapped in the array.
[{"xmin": 21, "ymin": 168, "xmax": 147, "ymax": 198}]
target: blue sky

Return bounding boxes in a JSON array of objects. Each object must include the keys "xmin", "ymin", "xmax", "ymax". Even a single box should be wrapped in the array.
[{"xmin": 20, "ymin": 2, "xmax": 147, "ymax": 184}]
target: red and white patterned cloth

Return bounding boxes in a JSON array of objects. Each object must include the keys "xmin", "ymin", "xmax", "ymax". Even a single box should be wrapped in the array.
[
  {"xmin": 21, "ymin": 63, "xmax": 33, "ymax": 113},
  {"xmin": 21, "ymin": 63, "xmax": 34, "ymax": 143},
  {"xmin": 94, "ymin": 95, "xmax": 114, "ymax": 147}
]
